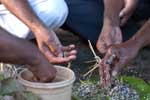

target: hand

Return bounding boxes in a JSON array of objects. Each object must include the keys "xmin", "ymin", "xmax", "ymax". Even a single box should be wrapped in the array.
[
  {"xmin": 99, "ymin": 40, "xmax": 139, "ymax": 88},
  {"xmin": 28, "ymin": 62, "xmax": 57, "ymax": 82},
  {"xmin": 96, "ymin": 24, "xmax": 122, "ymax": 54},
  {"xmin": 35, "ymin": 30, "xmax": 77, "ymax": 64},
  {"xmin": 119, "ymin": 0, "xmax": 138, "ymax": 26}
]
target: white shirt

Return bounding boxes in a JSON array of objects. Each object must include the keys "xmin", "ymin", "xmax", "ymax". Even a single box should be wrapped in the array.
[{"xmin": 0, "ymin": 0, "xmax": 68, "ymax": 38}]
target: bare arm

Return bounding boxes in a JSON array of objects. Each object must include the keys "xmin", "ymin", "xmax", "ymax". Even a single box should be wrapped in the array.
[
  {"xmin": 0, "ymin": 0, "xmax": 46, "ymax": 35},
  {"xmin": 103, "ymin": 0, "xmax": 124, "ymax": 26},
  {"xmin": 131, "ymin": 19, "xmax": 150, "ymax": 48},
  {"xmin": 100, "ymin": 19, "xmax": 150, "ymax": 88},
  {"xmin": 0, "ymin": 27, "xmax": 44, "ymax": 65},
  {"xmin": 103, "ymin": 0, "xmax": 138, "ymax": 26},
  {"xmin": 0, "ymin": 26, "xmax": 56, "ymax": 82},
  {"xmin": 97, "ymin": 0, "xmax": 124, "ymax": 53},
  {"xmin": 0, "ymin": 0, "xmax": 77, "ymax": 64},
  {"xmin": 97, "ymin": 0, "xmax": 137, "ymax": 53}
]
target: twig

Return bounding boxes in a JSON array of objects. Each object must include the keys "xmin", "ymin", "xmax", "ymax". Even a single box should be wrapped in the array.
[
  {"xmin": 0, "ymin": 63, "xmax": 3, "ymax": 72},
  {"xmin": 88, "ymin": 40, "xmax": 101, "ymax": 63},
  {"xmin": 88, "ymin": 40, "xmax": 97, "ymax": 58},
  {"xmin": 84, "ymin": 59, "xmax": 97, "ymax": 63},
  {"xmin": 67, "ymin": 62, "xmax": 71, "ymax": 69},
  {"xmin": 63, "ymin": 51, "xmax": 72, "ymax": 69},
  {"xmin": 83, "ymin": 63, "xmax": 99, "ymax": 77},
  {"xmin": 83, "ymin": 40, "xmax": 102, "ymax": 77}
]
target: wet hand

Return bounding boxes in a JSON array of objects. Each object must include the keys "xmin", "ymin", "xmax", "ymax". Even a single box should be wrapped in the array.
[
  {"xmin": 35, "ymin": 30, "xmax": 77, "ymax": 64},
  {"xmin": 99, "ymin": 41, "xmax": 139, "ymax": 88},
  {"xmin": 28, "ymin": 63, "xmax": 57, "ymax": 82},
  {"xmin": 96, "ymin": 24, "xmax": 122, "ymax": 54}
]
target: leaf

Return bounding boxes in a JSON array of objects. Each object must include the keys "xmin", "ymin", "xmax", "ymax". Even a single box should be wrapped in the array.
[
  {"xmin": 119, "ymin": 76, "xmax": 150, "ymax": 99},
  {"xmin": 140, "ymin": 93, "xmax": 150, "ymax": 100},
  {"xmin": 11, "ymin": 91, "xmax": 39, "ymax": 100},
  {"xmin": 0, "ymin": 75, "xmax": 4, "ymax": 81},
  {"xmin": 0, "ymin": 78, "xmax": 25, "ymax": 95},
  {"xmin": 23, "ymin": 91, "xmax": 39, "ymax": 100},
  {"xmin": 72, "ymin": 95, "xmax": 80, "ymax": 100}
]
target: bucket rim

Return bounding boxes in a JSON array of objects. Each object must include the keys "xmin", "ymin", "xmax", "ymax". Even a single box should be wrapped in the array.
[{"xmin": 18, "ymin": 65, "xmax": 76, "ymax": 89}]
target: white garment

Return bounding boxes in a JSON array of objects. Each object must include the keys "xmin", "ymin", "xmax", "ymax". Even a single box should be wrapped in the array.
[{"xmin": 0, "ymin": 0, "xmax": 68, "ymax": 38}]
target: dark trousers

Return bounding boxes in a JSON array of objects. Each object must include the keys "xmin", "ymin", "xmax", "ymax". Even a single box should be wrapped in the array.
[{"xmin": 64, "ymin": 0, "xmax": 149, "ymax": 44}]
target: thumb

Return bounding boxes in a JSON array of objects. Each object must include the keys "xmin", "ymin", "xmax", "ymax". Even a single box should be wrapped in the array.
[
  {"xmin": 119, "ymin": 7, "xmax": 132, "ymax": 26},
  {"xmin": 119, "ymin": 7, "xmax": 129, "ymax": 18}
]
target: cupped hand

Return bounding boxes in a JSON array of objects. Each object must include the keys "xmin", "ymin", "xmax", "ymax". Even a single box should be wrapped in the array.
[
  {"xmin": 35, "ymin": 30, "xmax": 77, "ymax": 64},
  {"xmin": 119, "ymin": 0, "xmax": 138, "ymax": 26},
  {"xmin": 96, "ymin": 24, "xmax": 122, "ymax": 54},
  {"xmin": 99, "ymin": 40, "xmax": 139, "ymax": 88}
]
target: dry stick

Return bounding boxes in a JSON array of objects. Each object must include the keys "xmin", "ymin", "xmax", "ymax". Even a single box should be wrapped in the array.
[
  {"xmin": 83, "ymin": 40, "xmax": 102, "ymax": 77},
  {"xmin": 84, "ymin": 60, "xmax": 97, "ymax": 63},
  {"xmin": 0, "ymin": 63, "xmax": 3, "ymax": 72},
  {"xmin": 63, "ymin": 52, "xmax": 72, "ymax": 69},
  {"xmin": 67, "ymin": 62, "xmax": 71, "ymax": 69},
  {"xmin": 88, "ymin": 40, "xmax": 101, "ymax": 62}
]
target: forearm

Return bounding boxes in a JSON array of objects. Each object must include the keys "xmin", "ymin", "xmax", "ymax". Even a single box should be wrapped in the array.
[
  {"xmin": 0, "ymin": 0, "xmax": 48, "ymax": 36},
  {"xmin": 103, "ymin": 0, "xmax": 123, "ymax": 26},
  {"xmin": 0, "ymin": 27, "xmax": 46, "ymax": 66},
  {"xmin": 130, "ymin": 19, "xmax": 150, "ymax": 49}
]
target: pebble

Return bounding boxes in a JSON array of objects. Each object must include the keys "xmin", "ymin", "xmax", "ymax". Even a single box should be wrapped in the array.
[{"xmin": 109, "ymin": 85, "xmax": 140, "ymax": 100}]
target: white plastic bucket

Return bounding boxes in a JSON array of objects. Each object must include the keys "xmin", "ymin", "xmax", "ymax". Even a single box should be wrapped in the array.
[{"xmin": 18, "ymin": 65, "xmax": 75, "ymax": 100}]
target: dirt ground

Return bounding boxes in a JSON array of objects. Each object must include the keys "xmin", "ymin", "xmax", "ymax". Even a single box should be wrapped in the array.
[{"xmin": 57, "ymin": 29, "xmax": 150, "ymax": 81}]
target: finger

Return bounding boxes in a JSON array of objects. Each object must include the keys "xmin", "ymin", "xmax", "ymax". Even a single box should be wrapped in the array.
[
  {"xmin": 40, "ymin": 72, "xmax": 55, "ymax": 82},
  {"xmin": 64, "ymin": 50, "xmax": 77, "ymax": 57},
  {"xmin": 119, "ymin": 3, "xmax": 135, "ymax": 26},
  {"xmin": 103, "ymin": 55, "xmax": 112, "ymax": 88},
  {"xmin": 97, "ymin": 41, "xmax": 107, "ymax": 54},
  {"xmin": 61, "ymin": 44, "xmax": 75, "ymax": 51},
  {"xmin": 62, "ymin": 50, "xmax": 77, "ymax": 61},
  {"xmin": 99, "ymin": 62, "xmax": 105, "ymax": 87},
  {"xmin": 120, "ymin": 13, "xmax": 132, "ymax": 26},
  {"xmin": 48, "ymin": 56, "xmax": 70, "ymax": 64},
  {"xmin": 67, "ymin": 54, "xmax": 77, "ymax": 61},
  {"xmin": 119, "ymin": 9, "xmax": 127, "ymax": 18},
  {"xmin": 100, "ymin": 47, "xmax": 119, "ymax": 88},
  {"xmin": 32, "ymin": 76, "xmax": 38, "ymax": 82},
  {"xmin": 99, "ymin": 61, "xmax": 105, "ymax": 77},
  {"xmin": 46, "ymin": 42, "xmax": 62, "ymax": 57},
  {"xmin": 41, "ymin": 45, "xmax": 71, "ymax": 64},
  {"xmin": 99, "ymin": 59, "xmax": 111, "ymax": 88},
  {"xmin": 104, "ymin": 63, "xmax": 111, "ymax": 88},
  {"xmin": 119, "ymin": 4, "xmax": 133, "ymax": 18}
]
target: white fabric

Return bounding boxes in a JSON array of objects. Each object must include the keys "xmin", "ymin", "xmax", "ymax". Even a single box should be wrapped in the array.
[{"xmin": 0, "ymin": 0, "xmax": 68, "ymax": 38}]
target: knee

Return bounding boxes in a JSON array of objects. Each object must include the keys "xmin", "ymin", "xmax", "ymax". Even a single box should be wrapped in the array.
[
  {"xmin": 45, "ymin": 2, "xmax": 68, "ymax": 28},
  {"xmin": 30, "ymin": 0, "xmax": 68, "ymax": 29}
]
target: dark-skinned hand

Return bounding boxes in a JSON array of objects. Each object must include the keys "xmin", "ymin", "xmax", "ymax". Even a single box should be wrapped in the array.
[
  {"xmin": 35, "ymin": 30, "xmax": 77, "ymax": 64},
  {"xmin": 99, "ymin": 40, "xmax": 139, "ymax": 88}
]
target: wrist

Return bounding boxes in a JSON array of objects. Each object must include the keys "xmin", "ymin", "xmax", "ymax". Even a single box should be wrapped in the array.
[
  {"xmin": 29, "ymin": 21, "xmax": 48, "ymax": 37},
  {"xmin": 103, "ymin": 17, "xmax": 120, "ymax": 27},
  {"xmin": 129, "ymin": 35, "xmax": 143, "ymax": 51},
  {"xmin": 27, "ymin": 53, "xmax": 42, "ymax": 67}
]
